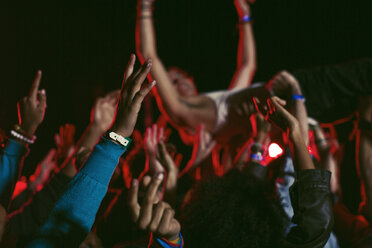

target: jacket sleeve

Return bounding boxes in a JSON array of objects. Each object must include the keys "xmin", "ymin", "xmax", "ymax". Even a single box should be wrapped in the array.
[
  {"xmin": 8, "ymin": 173, "xmax": 72, "ymax": 240},
  {"xmin": 26, "ymin": 137, "xmax": 127, "ymax": 248},
  {"xmin": 280, "ymin": 169, "xmax": 333, "ymax": 248},
  {"xmin": 0, "ymin": 139, "xmax": 28, "ymax": 208}
]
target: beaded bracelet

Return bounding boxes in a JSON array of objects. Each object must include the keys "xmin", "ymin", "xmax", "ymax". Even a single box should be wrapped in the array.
[{"xmin": 10, "ymin": 130, "xmax": 36, "ymax": 144}]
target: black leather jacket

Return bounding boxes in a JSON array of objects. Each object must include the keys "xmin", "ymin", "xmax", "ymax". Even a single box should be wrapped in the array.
[
  {"xmin": 247, "ymin": 162, "xmax": 333, "ymax": 247},
  {"xmin": 279, "ymin": 169, "xmax": 333, "ymax": 248}
]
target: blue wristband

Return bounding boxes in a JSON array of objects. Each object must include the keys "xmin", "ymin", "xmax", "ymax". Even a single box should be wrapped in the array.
[
  {"xmin": 292, "ymin": 94, "xmax": 306, "ymax": 102},
  {"xmin": 241, "ymin": 15, "xmax": 251, "ymax": 23},
  {"xmin": 251, "ymin": 153, "xmax": 263, "ymax": 161}
]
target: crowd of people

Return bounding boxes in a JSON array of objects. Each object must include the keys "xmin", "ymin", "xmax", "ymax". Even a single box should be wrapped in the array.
[{"xmin": 1, "ymin": 0, "xmax": 372, "ymax": 247}]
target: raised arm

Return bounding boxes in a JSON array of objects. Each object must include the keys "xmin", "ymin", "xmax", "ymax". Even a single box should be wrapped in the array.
[
  {"xmin": 269, "ymin": 71, "xmax": 309, "ymax": 145},
  {"xmin": 27, "ymin": 56, "xmax": 155, "ymax": 247},
  {"xmin": 0, "ymin": 71, "xmax": 46, "ymax": 208},
  {"xmin": 229, "ymin": 0, "xmax": 257, "ymax": 90},
  {"xmin": 135, "ymin": 0, "xmax": 216, "ymax": 131},
  {"xmin": 254, "ymin": 97, "xmax": 333, "ymax": 247}
]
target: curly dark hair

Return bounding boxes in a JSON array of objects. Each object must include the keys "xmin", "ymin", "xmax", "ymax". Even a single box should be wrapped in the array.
[{"xmin": 180, "ymin": 169, "xmax": 287, "ymax": 248}]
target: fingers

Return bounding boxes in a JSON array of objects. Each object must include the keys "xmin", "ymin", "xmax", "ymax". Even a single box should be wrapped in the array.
[
  {"xmin": 132, "ymin": 80, "xmax": 156, "ymax": 107},
  {"xmin": 159, "ymin": 127, "xmax": 164, "ymax": 142},
  {"xmin": 140, "ymin": 175, "xmax": 152, "ymax": 190},
  {"xmin": 157, "ymin": 142, "xmax": 176, "ymax": 172},
  {"xmin": 158, "ymin": 208, "xmax": 176, "ymax": 237},
  {"xmin": 271, "ymin": 96, "xmax": 287, "ymax": 106},
  {"xmin": 128, "ymin": 179, "xmax": 140, "ymax": 222},
  {"xmin": 130, "ymin": 60, "xmax": 153, "ymax": 99},
  {"xmin": 29, "ymin": 70, "xmax": 42, "ymax": 100},
  {"xmin": 149, "ymin": 201, "xmax": 170, "ymax": 232},
  {"xmin": 152, "ymin": 124, "xmax": 158, "ymax": 145},
  {"xmin": 145, "ymin": 127, "xmax": 152, "ymax": 146},
  {"xmin": 123, "ymin": 54, "xmax": 136, "ymax": 83},
  {"xmin": 253, "ymin": 97, "xmax": 268, "ymax": 117},
  {"xmin": 37, "ymin": 90, "xmax": 47, "ymax": 110},
  {"xmin": 198, "ymin": 124, "xmax": 206, "ymax": 150},
  {"xmin": 138, "ymin": 173, "xmax": 164, "ymax": 230},
  {"xmin": 43, "ymin": 149, "xmax": 57, "ymax": 163}
]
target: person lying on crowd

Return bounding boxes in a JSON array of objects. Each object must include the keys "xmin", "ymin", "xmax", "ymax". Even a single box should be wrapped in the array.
[
  {"xmin": 136, "ymin": 0, "xmax": 265, "ymax": 147},
  {"xmin": 25, "ymin": 55, "xmax": 158, "ymax": 247}
]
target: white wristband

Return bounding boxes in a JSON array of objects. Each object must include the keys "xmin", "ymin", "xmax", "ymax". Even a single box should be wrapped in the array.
[{"xmin": 108, "ymin": 131, "xmax": 131, "ymax": 147}]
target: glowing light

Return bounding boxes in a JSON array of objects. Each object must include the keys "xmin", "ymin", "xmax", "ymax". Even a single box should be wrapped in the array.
[{"xmin": 268, "ymin": 143, "xmax": 283, "ymax": 158}]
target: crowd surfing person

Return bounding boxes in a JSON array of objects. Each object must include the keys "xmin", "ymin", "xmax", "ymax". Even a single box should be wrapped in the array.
[{"xmin": 1, "ymin": 1, "xmax": 372, "ymax": 248}]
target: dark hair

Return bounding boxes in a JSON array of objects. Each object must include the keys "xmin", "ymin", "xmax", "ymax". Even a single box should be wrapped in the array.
[{"xmin": 180, "ymin": 169, "xmax": 286, "ymax": 248}]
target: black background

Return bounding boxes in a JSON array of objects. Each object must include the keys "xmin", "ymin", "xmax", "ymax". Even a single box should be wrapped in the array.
[{"xmin": 1, "ymin": 0, "xmax": 371, "ymax": 174}]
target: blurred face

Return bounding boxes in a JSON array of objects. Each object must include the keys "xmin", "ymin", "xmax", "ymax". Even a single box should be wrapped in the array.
[{"xmin": 167, "ymin": 68, "xmax": 197, "ymax": 97}]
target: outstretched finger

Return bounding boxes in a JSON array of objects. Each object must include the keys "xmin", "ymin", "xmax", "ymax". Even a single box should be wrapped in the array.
[
  {"xmin": 138, "ymin": 173, "xmax": 164, "ymax": 229},
  {"xmin": 157, "ymin": 142, "xmax": 175, "ymax": 172},
  {"xmin": 29, "ymin": 70, "xmax": 42, "ymax": 100},
  {"xmin": 37, "ymin": 90, "xmax": 47, "ymax": 110},
  {"xmin": 253, "ymin": 97, "xmax": 267, "ymax": 118},
  {"xmin": 152, "ymin": 124, "xmax": 158, "ymax": 146},
  {"xmin": 272, "ymin": 96, "xmax": 287, "ymax": 107},
  {"xmin": 123, "ymin": 54, "xmax": 136, "ymax": 87},
  {"xmin": 131, "ymin": 61, "xmax": 152, "ymax": 99},
  {"xmin": 198, "ymin": 124, "xmax": 206, "ymax": 150},
  {"xmin": 128, "ymin": 179, "xmax": 141, "ymax": 222},
  {"xmin": 132, "ymin": 81, "xmax": 156, "ymax": 108}
]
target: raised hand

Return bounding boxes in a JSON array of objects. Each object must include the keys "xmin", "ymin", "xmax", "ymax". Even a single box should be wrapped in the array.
[
  {"xmin": 191, "ymin": 124, "xmax": 216, "ymax": 166},
  {"xmin": 128, "ymin": 174, "xmax": 181, "ymax": 241},
  {"xmin": 29, "ymin": 149, "xmax": 57, "ymax": 191},
  {"xmin": 253, "ymin": 96, "xmax": 299, "ymax": 134},
  {"xmin": 17, "ymin": 70, "xmax": 47, "ymax": 138},
  {"xmin": 91, "ymin": 90, "xmax": 120, "ymax": 133},
  {"xmin": 268, "ymin": 70, "xmax": 302, "ymax": 99},
  {"xmin": 54, "ymin": 124, "xmax": 76, "ymax": 164},
  {"xmin": 145, "ymin": 124, "xmax": 166, "ymax": 175},
  {"xmin": 110, "ymin": 55, "xmax": 156, "ymax": 138},
  {"xmin": 234, "ymin": 0, "xmax": 254, "ymax": 17}
]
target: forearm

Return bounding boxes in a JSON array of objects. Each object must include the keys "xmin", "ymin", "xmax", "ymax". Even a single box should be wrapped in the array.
[
  {"xmin": 290, "ymin": 86, "xmax": 309, "ymax": 146},
  {"xmin": 9, "ymin": 173, "xmax": 72, "ymax": 238},
  {"xmin": 359, "ymin": 130, "xmax": 372, "ymax": 214},
  {"xmin": 0, "ymin": 139, "xmax": 28, "ymax": 207},
  {"xmin": 289, "ymin": 127, "xmax": 314, "ymax": 171},
  {"xmin": 282, "ymin": 170, "xmax": 333, "ymax": 248},
  {"xmin": 135, "ymin": 1, "xmax": 194, "ymax": 126},
  {"xmin": 136, "ymin": 0, "xmax": 158, "ymax": 60},
  {"xmin": 27, "ymin": 138, "xmax": 126, "ymax": 247},
  {"xmin": 230, "ymin": 22, "xmax": 256, "ymax": 89},
  {"xmin": 77, "ymin": 123, "xmax": 103, "ymax": 152}
]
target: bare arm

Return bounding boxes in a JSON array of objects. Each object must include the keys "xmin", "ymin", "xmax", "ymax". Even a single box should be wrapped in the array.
[
  {"xmin": 135, "ymin": 0, "xmax": 216, "ymax": 131},
  {"xmin": 270, "ymin": 71, "xmax": 309, "ymax": 145},
  {"xmin": 254, "ymin": 96, "xmax": 314, "ymax": 170},
  {"xmin": 229, "ymin": 0, "xmax": 256, "ymax": 90}
]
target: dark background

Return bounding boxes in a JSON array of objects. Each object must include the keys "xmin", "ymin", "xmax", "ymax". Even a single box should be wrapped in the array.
[{"xmin": 0, "ymin": 0, "xmax": 371, "ymax": 174}]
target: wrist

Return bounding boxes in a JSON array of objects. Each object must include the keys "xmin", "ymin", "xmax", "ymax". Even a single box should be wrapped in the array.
[
  {"xmin": 291, "ymin": 86, "xmax": 302, "ymax": 95},
  {"xmin": 239, "ymin": 14, "xmax": 252, "ymax": 24},
  {"xmin": 19, "ymin": 124, "xmax": 37, "ymax": 138},
  {"xmin": 289, "ymin": 123, "xmax": 302, "ymax": 141},
  {"xmin": 90, "ymin": 122, "xmax": 106, "ymax": 135},
  {"xmin": 110, "ymin": 126, "xmax": 132, "ymax": 138}
]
